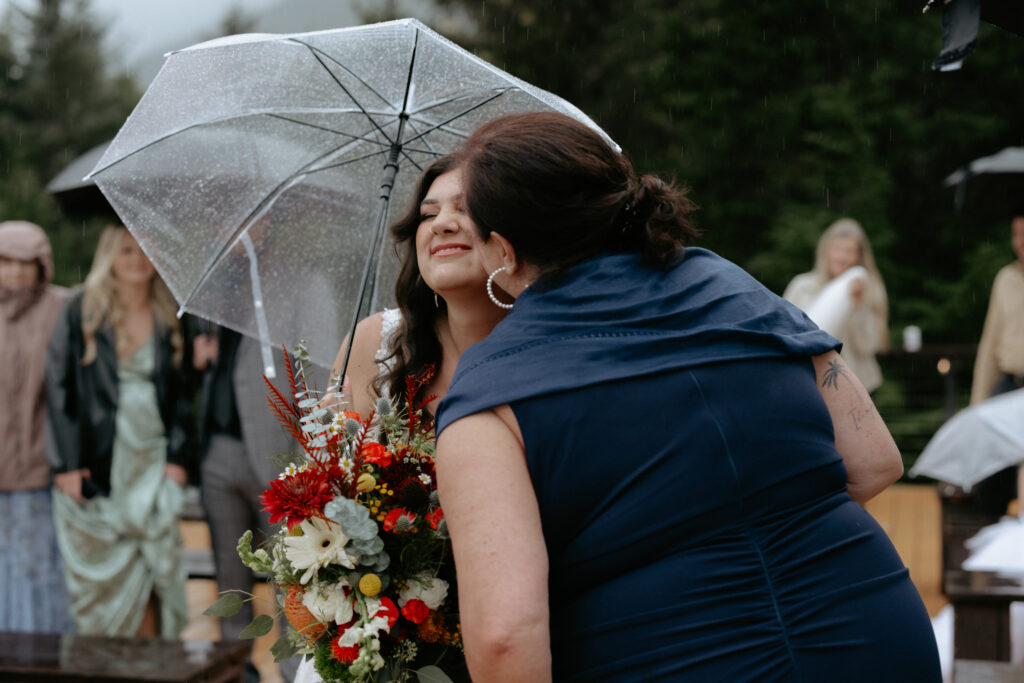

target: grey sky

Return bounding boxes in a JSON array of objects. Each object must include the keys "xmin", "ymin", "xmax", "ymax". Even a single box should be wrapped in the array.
[
  {"xmin": 93, "ymin": 0, "xmax": 282, "ymax": 65},
  {"xmin": 2, "ymin": 0, "xmax": 445, "ymax": 84}
]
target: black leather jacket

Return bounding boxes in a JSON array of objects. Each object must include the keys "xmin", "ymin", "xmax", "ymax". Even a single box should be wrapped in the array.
[{"xmin": 45, "ymin": 290, "xmax": 195, "ymax": 496}]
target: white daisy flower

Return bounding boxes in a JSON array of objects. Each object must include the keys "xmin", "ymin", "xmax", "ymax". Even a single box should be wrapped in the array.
[
  {"xmin": 418, "ymin": 474, "xmax": 432, "ymax": 486},
  {"xmin": 282, "ymin": 517, "xmax": 360, "ymax": 584}
]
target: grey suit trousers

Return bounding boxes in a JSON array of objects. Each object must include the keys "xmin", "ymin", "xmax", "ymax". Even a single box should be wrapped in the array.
[{"xmin": 201, "ymin": 433, "xmax": 297, "ymax": 682}]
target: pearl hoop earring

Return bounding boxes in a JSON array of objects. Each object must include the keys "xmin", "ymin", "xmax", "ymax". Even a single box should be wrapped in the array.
[{"xmin": 486, "ymin": 267, "xmax": 514, "ymax": 310}]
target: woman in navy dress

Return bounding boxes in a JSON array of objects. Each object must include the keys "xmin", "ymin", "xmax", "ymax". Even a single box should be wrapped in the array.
[{"xmin": 434, "ymin": 113, "xmax": 941, "ymax": 682}]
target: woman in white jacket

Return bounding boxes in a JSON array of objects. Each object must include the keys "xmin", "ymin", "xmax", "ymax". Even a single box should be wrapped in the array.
[{"xmin": 784, "ymin": 218, "xmax": 889, "ymax": 392}]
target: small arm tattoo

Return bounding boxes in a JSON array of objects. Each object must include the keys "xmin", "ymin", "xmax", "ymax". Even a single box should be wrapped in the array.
[{"xmin": 821, "ymin": 359, "xmax": 850, "ymax": 390}]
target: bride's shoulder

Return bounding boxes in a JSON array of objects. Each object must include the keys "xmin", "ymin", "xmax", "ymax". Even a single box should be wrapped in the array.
[{"xmin": 349, "ymin": 309, "xmax": 402, "ymax": 368}]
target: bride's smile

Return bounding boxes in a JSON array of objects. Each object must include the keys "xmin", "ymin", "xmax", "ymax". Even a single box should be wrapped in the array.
[{"xmin": 415, "ymin": 170, "xmax": 488, "ymax": 296}]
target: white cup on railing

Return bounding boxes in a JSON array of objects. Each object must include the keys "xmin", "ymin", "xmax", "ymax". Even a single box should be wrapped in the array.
[{"xmin": 903, "ymin": 325, "xmax": 922, "ymax": 353}]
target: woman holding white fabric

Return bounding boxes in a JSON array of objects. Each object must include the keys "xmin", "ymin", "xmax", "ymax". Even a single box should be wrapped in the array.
[
  {"xmin": 784, "ymin": 218, "xmax": 889, "ymax": 392},
  {"xmin": 46, "ymin": 225, "xmax": 192, "ymax": 637}
]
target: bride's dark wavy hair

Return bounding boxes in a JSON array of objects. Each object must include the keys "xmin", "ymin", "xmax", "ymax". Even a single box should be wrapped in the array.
[
  {"xmin": 373, "ymin": 155, "xmax": 458, "ymax": 404},
  {"xmin": 458, "ymin": 112, "xmax": 699, "ymax": 279}
]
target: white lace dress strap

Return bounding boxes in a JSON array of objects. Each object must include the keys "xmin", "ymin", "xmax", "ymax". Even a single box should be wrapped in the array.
[{"xmin": 375, "ymin": 308, "xmax": 402, "ymax": 400}]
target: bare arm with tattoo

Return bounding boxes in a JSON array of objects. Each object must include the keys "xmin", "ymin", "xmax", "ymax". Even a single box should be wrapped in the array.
[{"xmin": 813, "ymin": 351, "xmax": 902, "ymax": 503}]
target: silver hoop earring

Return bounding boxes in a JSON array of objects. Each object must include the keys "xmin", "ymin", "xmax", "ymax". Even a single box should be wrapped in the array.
[{"xmin": 486, "ymin": 267, "xmax": 514, "ymax": 310}]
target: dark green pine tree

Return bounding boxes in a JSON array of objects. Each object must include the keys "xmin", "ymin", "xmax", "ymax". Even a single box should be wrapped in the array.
[
  {"xmin": 0, "ymin": 0, "xmax": 140, "ymax": 285},
  {"xmin": 435, "ymin": 0, "xmax": 1024, "ymax": 343}
]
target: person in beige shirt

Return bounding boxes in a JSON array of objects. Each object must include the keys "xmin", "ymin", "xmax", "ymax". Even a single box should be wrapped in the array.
[
  {"xmin": 971, "ymin": 210, "xmax": 1024, "ymax": 405},
  {"xmin": 969, "ymin": 208, "xmax": 1024, "ymax": 517}
]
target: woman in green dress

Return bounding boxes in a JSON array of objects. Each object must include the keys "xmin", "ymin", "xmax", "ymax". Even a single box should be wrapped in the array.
[{"xmin": 46, "ymin": 225, "xmax": 194, "ymax": 637}]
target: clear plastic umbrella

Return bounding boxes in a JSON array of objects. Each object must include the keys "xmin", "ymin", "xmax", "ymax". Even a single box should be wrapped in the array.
[
  {"xmin": 910, "ymin": 388, "xmax": 1024, "ymax": 491},
  {"xmin": 87, "ymin": 19, "xmax": 617, "ymax": 374}
]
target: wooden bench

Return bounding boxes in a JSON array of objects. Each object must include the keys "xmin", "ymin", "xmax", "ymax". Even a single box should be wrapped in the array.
[
  {"xmin": 954, "ymin": 659, "xmax": 1024, "ymax": 682},
  {"xmin": 939, "ymin": 482, "xmax": 1024, "ymax": 664},
  {"xmin": 0, "ymin": 631, "xmax": 249, "ymax": 682},
  {"xmin": 945, "ymin": 569, "xmax": 1024, "ymax": 661},
  {"xmin": 939, "ymin": 482, "xmax": 1003, "ymax": 582}
]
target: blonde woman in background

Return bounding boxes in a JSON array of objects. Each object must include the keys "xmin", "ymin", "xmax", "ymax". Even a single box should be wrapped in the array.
[
  {"xmin": 784, "ymin": 218, "xmax": 889, "ymax": 392},
  {"xmin": 46, "ymin": 225, "xmax": 194, "ymax": 637}
]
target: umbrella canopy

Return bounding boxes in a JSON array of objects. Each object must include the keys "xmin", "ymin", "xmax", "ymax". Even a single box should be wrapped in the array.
[
  {"xmin": 88, "ymin": 19, "xmax": 616, "ymax": 371},
  {"xmin": 944, "ymin": 146, "xmax": 1024, "ymax": 212},
  {"xmin": 924, "ymin": 0, "xmax": 1024, "ymax": 71},
  {"xmin": 46, "ymin": 141, "xmax": 118, "ymax": 218},
  {"xmin": 909, "ymin": 388, "xmax": 1024, "ymax": 491}
]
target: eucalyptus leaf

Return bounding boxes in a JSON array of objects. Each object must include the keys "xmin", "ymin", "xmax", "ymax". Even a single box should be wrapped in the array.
[
  {"xmin": 270, "ymin": 634, "xmax": 300, "ymax": 662},
  {"xmin": 203, "ymin": 593, "xmax": 244, "ymax": 617},
  {"xmin": 238, "ymin": 614, "xmax": 275, "ymax": 639},
  {"xmin": 416, "ymin": 666, "xmax": 455, "ymax": 683}
]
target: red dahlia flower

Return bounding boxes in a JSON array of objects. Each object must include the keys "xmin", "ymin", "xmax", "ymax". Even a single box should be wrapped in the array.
[{"xmin": 261, "ymin": 469, "xmax": 335, "ymax": 531}]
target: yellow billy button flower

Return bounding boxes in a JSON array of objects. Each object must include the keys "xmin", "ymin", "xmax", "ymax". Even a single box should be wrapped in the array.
[
  {"xmin": 288, "ymin": 525, "xmax": 305, "ymax": 537},
  {"xmin": 357, "ymin": 473, "xmax": 376, "ymax": 493},
  {"xmin": 358, "ymin": 573, "xmax": 382, "ymax": 597}
]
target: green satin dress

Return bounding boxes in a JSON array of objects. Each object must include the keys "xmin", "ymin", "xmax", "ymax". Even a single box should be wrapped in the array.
[{"xmin": 53, "ymin": 338, "xmax": 188, "ymax": 637}]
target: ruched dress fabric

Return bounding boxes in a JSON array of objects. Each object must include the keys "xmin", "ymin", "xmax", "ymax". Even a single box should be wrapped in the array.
[
  {"xmin": 53, "ymin": 339, "xmax": 188, "ymax": 637},
  {"xmin": 437, "ymin": 249, "xmax": 941, "ymax": 682}
]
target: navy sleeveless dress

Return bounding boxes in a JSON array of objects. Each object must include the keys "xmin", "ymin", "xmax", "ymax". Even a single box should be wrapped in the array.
[{"xmin": 437, "ymin": 249, "xmax": 941, "ymax": 682}]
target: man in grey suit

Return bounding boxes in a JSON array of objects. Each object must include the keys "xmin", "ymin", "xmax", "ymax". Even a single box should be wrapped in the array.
[{"xmin": 194, "ymin": 326, "xmax": 305, "ymax": 683}]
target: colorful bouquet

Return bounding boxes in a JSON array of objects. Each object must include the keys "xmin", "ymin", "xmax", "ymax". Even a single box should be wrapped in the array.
[{"xmin": 205, "ymin": 345, "xmax": 462, "ymax": 683}]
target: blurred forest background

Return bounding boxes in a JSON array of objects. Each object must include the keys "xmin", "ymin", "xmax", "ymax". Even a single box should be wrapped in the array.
[{"xmin": 2, "ymin": 0, "xmax": 1022, "ymax": 464}]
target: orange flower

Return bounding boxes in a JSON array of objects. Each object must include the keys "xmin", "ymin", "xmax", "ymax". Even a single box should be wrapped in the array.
[
  {"xmin": 361, "ymin": 442, "xmax": 393, "ymax": 467},
  {"xmin": 415, "ymin": 610, "xmax": 447, "ymax": 643},
  {"xmin": 283, "ymin": 586, "xmax": 326, "ymax": 640},
  {"xmin": 331, "ymin": 636, "xmax": 360, "ymax": 664}
]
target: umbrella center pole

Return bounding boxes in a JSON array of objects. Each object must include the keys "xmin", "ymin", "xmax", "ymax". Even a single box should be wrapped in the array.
[
  {"xmin": 379, "ymin": 127, "xmax": 405, "ymax": 201},
  {"xmin": 336, "ymin": 134, "xmax": 407, "ymax": 390}
]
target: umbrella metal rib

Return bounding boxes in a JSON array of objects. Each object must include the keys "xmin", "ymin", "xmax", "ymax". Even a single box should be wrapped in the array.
[
  {"xmin": 173, "ymin": 130, "xmax": 383, "ymax": 314},
  {"xmin": 335, "ymin": 26, "xmax": 423, "ymax": 385}
]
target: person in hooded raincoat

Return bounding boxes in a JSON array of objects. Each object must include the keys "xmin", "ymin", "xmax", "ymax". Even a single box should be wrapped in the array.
[{"xmin": 0, "ymin": 220, "xmax": 74, "ymax": 632}]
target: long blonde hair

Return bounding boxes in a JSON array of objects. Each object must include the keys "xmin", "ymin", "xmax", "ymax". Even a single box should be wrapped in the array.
[
  {"xmin": 811, "ymin": 218, "xmax": 889, "ymax": 351},
  {"xmin": 81, "ymin": 225, "xmax": 182, "ymax": 366}
]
